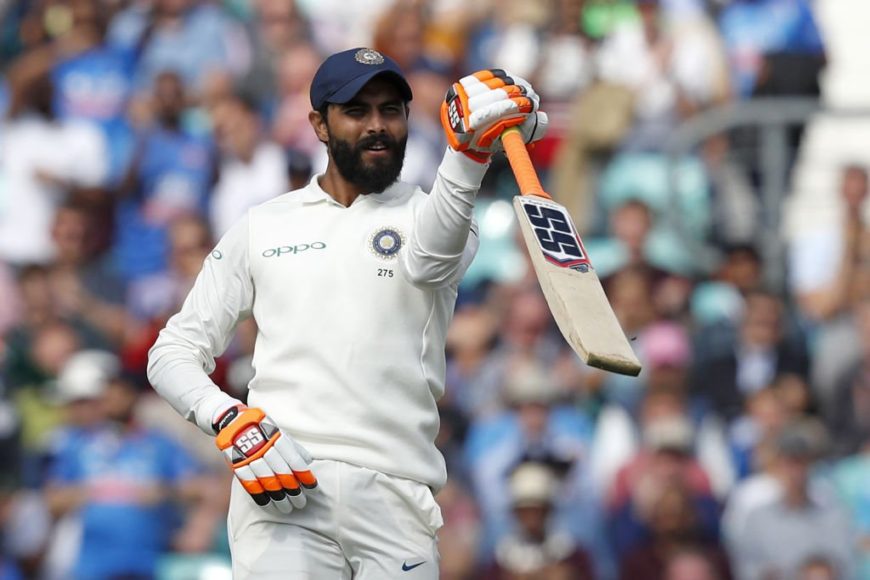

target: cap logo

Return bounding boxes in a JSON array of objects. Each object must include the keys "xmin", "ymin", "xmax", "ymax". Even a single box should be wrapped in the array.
[{"xmin": 355, "ymin": 48, "xmax": 385, "ymax": 65}]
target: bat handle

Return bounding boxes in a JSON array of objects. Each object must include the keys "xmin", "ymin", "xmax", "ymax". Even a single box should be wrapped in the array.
[{"xmin": 501, "ymin": 126, "xmax": 551, "ymax": 200}]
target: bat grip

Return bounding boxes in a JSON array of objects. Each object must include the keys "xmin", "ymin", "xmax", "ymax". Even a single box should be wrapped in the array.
[{"xmin": 502, "ymin": 127, "xmax": 551, "ymax": 200}]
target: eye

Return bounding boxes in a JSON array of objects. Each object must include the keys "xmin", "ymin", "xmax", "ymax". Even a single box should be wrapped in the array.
[{"xmin": 343, "ymin": 107, "xmax": 365, "ymax": 117}]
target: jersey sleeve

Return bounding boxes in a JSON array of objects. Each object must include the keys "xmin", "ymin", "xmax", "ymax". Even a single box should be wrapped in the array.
[
  {"xmin": 401, "ymin": 148, "xmax": 485, "ymax": 288},
  {"xmin": 146, "ymin": 215, "xmax": 254, "ymax": 435}
]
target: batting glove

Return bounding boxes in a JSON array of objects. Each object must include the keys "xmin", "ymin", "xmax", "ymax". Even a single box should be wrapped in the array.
[
  {"xmin": 214, "ymin": 404, "xmax": 318, "ymax": 513},
  {"xmin": 440, "ymin": 69, "xmax": 548, "ymax": 163}
]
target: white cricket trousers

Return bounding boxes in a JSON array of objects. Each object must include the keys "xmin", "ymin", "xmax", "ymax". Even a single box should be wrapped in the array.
[{"xmin": 228, "ymin": 459, "xmax": 443, "ymax": 579}]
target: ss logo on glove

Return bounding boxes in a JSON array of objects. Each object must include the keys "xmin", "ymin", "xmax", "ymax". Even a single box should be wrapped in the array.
[{"xmin": 235, "ymin": 426, "xmax": 267, "ymax": 457}]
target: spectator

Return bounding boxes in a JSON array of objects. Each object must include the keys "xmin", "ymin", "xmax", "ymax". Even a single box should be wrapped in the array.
[
  {"xmin": 444, "ymin": 304, "xmax": 501, "ymax": 419},
  {"xmin": 605, "ymin": 386, "xmax": 720, "ymax": 559},
  {"xmin": 43, "ymin": 359, "xmax": 223, "ymax": 579},
  {"xmin": 40, "ymin": 349, "xmax": 122, "ymax": 580},
  {"xmin": 790, "ymin": 165, "xmax": 869, "ymax": 323},
  {"xmin": 209, "ymin": 93, "xmax": 288, "ymax": 238},
  {"xmin": 8, "ymin": 321, "xmax": 81, "ymax": 487},
  {"xmin": 619, "ymin": 484, "xmax": 732, "ymax": 580},
  {"xmin": 0, "ymin": 61, "xmax": 108, "ymax": 266},
  {"xmin": 402, "ymin": 63, "xmax": 451, "ymax": 190},
  {"xmin": 596, "ymin": 0, "xmax": 728, "ymax": 149},
  {"xmin": 114, "ymin": 71, "xmax": 216, "ymax": 279},
  {"xmin": 271, "ymin": 41, "xmax": 325, "ymax": 163},
  {"xmin": 372, "ymin": 0, "xmax": 446, "ymax": 74},
  {"xmin": 241, "ymin": 0, "xmax": 311, "ymax": 111},
  {"xmin": 484, "ymin": 462, "xmax": 595, "ymax": 580},
  {"xmin": 725, "ymin": 385, "xmax": 790, "ymax": 481},
  {"xmin": 465, "ymin": 359, "xmax": 606, "ymax": 575},
  {"xmin": 44, "ymin": 202, "xmax": 129, "ymax": 348},
  {"xmin": 602, "ymin": 199, "xmax": 671, "ymax": 290},
  {"xmin": 718, "ymin": 0, "xmax": 825, "ymax": 98},
  {"xmin": 791, "ymin": 166, "xmax": 870, "ymax": 410},
  {"xmin": 691, "ymin": 290, "xmax": 809, "ymax": 423},
  {"xmin": 124, "ymin": 214, "xmax": 218, "ymax": 383},
  {"xmin": 731, "ymin": 419, "xmax": 854, "ymax": 580},
  {"xmin": 490, "ymin": 0, "xmax": 596, "ymax": 103},
  {"xmin": 50, "ymin": 0, "xmax": 136, "ymax": 184},
  {"xmin": 107, "ymin": 0, "xmax": 249, "ymax": 95}
]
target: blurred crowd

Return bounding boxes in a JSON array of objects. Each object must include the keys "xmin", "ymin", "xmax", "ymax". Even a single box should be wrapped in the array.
[{"xmin": 0, "ymin": 0, "xmax": 864, "ymax": 579}]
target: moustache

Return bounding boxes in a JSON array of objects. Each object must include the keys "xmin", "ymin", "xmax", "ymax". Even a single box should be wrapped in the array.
[{"xmin": 356, "ymin": 133, "xmax": 398, "ymax": 152}]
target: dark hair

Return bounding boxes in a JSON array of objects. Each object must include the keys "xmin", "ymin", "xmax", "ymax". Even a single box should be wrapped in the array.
[{"xmin": 316, "ymin": 103, "xmax": 330, "ymax": 122}]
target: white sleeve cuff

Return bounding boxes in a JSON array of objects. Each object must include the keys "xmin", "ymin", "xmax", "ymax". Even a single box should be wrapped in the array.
[{"xmin": 437, "ymin": 148, "xmax": 491, "ymax": 189}]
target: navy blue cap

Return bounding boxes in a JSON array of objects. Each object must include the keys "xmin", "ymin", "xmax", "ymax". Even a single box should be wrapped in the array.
[{"xmin": 310, "ymin": 48, "xmax": 413, "ymax": 110}]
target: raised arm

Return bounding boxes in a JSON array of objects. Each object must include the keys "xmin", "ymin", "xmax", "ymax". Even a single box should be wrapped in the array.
[{"xmin": 402, "ymin": 69, "xmax": 548, "ymax": 288}]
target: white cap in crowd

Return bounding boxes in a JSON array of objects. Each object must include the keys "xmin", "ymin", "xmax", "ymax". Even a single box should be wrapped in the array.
[
  {"xmin": 509, "ymin": 462, "xmax": 559, "ymax": 508},
  {"xmin": 54, "ymin": 350, "xmax": 121, "ymax": 404}
]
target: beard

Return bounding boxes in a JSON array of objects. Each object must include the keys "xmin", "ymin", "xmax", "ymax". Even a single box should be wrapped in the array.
[{"xmin": 328, "ymin": 131, "xmax": 406, "ymax": 194}]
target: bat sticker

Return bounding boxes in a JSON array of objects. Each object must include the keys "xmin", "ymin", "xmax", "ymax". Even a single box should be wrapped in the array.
[{"xmin": 519, "ymin": 197, "xmax": 592, "ymax": 272}]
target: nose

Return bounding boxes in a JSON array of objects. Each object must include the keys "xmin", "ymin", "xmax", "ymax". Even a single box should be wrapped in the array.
[{"xmin": 365, "ymin": 110, "xmax": 387, "ymax": 134}]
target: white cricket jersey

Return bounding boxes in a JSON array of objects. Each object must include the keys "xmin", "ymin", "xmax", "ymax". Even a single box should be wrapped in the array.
[{"xmin": 148, "ymin": 149, "xmax": 485, "ymax": 490}]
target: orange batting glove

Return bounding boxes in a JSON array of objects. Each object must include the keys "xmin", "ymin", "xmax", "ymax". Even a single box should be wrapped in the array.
[
  {"xmin": 440, "ymin": 69, "xmax": 548, "ymax": 163},
  {"xmin": 214, "ymin": 404, "xmax": 318, "ymax": 513}
]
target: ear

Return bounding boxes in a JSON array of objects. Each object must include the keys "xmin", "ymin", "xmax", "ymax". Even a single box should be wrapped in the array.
[{"xmin": 309, "ymin": 109, "xmax": 329, "ymax": 144}]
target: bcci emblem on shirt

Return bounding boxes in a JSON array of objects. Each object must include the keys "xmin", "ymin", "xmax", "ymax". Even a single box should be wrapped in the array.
[{"xmin": 370, "ymin": 227, "xmax": 404, "ymax": 259}]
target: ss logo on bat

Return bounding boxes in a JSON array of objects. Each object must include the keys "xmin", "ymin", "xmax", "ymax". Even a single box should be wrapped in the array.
[{"xmin": 522, "ymin": 202, "xmax": 591, "ymax": 272}]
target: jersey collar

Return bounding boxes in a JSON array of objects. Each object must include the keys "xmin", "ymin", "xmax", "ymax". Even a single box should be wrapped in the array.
[{"xmin": 298, "ymin": 175, "xmax": 404, "ymax": 206}]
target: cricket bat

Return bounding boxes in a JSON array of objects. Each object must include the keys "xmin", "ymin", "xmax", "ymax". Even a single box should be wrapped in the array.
[{"xmin": 501, "ymin": 126, "xmax": 642, "ymax": 376}]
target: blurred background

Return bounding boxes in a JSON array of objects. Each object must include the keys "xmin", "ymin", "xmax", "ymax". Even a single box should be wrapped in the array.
[{"xmin": 0, "ymin": 0, "xmax": 869, "ymax": 579}]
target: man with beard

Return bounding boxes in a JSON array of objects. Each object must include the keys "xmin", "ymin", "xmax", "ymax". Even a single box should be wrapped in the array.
[{"xmin": 148, "ymin": 47, "xmax": 547, "ymax": 578}]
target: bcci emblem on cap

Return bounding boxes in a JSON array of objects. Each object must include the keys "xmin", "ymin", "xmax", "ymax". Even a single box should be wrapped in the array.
[
  {"xmin": 355, "ymin": 48, "xmax": 385, "ymax": 65},
  {"xmin": 370, "ymin": 227, "xmax": 404, "ymax": 259}
]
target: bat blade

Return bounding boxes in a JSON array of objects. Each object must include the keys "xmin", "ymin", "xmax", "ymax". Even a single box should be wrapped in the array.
[{"xmin": 513, "ymin": 195, "xmax": 641, "ymax": 376}]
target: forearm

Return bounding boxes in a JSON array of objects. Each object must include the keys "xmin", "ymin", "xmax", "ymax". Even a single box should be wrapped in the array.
[
  {"xmin": 44, "ymin": 484, "xmax": 87, "ymax": 518},
  {"xmin": 147, "ymin": 347, "xmax": 238, "ymax": 435},
  {"xmin": 402, "ymin": 148, "xmax": 486, "ymax": 287}
]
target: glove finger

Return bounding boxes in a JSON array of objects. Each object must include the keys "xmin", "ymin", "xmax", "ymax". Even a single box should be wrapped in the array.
[
  {"xmin": 249, "ymin": 457, "xmax": 293, "ymax": 514},
  {"xmin": 508, "ymin": 77, "xmax": 540, "ymax": 108},
  {"xmin": 233, "ymin": 464, "xmax": 270, "ymax": 507},
  {"xmin": 460, "ymin": 71, "xmax": 509, "ymax": 96},
  {"xmin": 468, "ymin": 99, "xmax": 520, "ymax": 130},
  {"xmin": 508, "ymin": 96, "xmax": 534, "ymax": 115},
  {"xmin": 467, "ymin": 88, "xmax": 511, "ymax": 112},
  {"xmin": 263, "ymin": 448, "xmax": 307, "ymax": 509},
  {"xmin": 274, "ymin": 436, "xmax": 319, "ymax": 490},
  {"xmin": 291, "ymin": 439, "xmax": 319, "ymax": 491}
]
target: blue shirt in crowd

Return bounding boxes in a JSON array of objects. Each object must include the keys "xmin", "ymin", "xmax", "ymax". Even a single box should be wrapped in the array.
[
  {"xmin": 52, "ymin": 45, "xmax": 136, "ymax": 184},
  {"xmin": 114, "ymin": 126, "xmax": 214, "ymax": 279},
  {"xmin": 50, "ymin": 425, "xmax": 198, "ymax": 580},
  {"xmin": 719, "ymin": 0, "xmax": 825, "ymax": 96}
]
